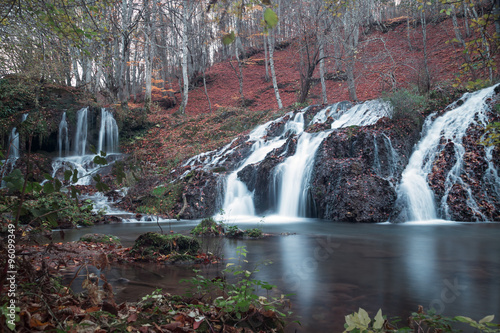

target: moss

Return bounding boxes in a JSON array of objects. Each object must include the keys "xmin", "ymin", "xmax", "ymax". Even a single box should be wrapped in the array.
[
  {"xmin": 80, "ymin": 233, "xmax": 121, "ymax": 245},
  {"xmin": 130, "ymin": 232, "xmax": 200, "ymax": 259},
  {"xmin": 244, "ymin": 228, "xmax": 263, "ymax": 238},
  {"xmin": 190, "ymin": 217, "xmax": 224, "ymax": 236}
]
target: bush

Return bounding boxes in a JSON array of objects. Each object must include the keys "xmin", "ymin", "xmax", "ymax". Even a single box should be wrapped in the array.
[
  {"xmin": 225, "ymin": 225, "xmax": 244, "ymax": 238},
  {"xmin": 190, "ymin": 217, "xmax": 224, "ymax": 236},
  {"xmin": 385, "ymin": 87, "xmax": 427, "ymax": 126},
  {"xmin": 244, "ymin": 228, "xmax": 263, "ymax": 238}
]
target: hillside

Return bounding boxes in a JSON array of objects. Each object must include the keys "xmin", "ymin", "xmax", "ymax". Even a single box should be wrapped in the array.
[{"xmin": 121, "ymin": 14, "xmax": 492, "ymax": 173}]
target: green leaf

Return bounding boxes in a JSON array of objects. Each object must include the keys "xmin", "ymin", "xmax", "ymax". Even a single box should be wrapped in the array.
[
  {"xmin": 4, "ymin": 169, "xmax": 24, "ymax": 192},
  {"xmin": 455, "ymin": 316, "xmax": 475, "ymax": 323},
  {"xmin": 373, "ymin": 309, "xmax": 384, "ymax": 329},
  {"xmin": 44, "ymin": 173, "xmax": 53, "ymax": 181},
  {"xmin": 264, "ymin": 8, "xmax": 278, "ymax": 29},
  {"xmin": 55, "ymin": 179, "xmax": 62, "ymax": 192},
  {"xmin": 64, "ymin": 170, "xmax": 72, "ymax": 181},
  {"xmin": 222, "ymin": 31, "xmax": 235, "ymax": 45},
  {"xmin": 479, "ymin": 315, "xmax": 495, "ymax": 324},
  {"xmin": 43, "ymin": 182, "xmax": 55, "ymax": 194},
  {"xmin": 358, "ymin": 308, "xmax": 371, "ymax": 326},
  {"xmin": 70, "ymin": 185, "xmax": 80, "ymax": 199},
  {"xmin": 72, "ymin": 169, "xmax": 79, "ymax": 183}
]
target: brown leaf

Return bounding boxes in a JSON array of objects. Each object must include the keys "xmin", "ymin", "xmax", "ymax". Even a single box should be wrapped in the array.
[{"xmin": 127, "ymin": 312, "xmax": 138, "ymax": 323}]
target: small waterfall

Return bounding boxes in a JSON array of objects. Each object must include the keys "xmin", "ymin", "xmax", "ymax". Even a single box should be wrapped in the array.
[
  {"xmin": 397, "ymin": 85, "xmax": 498, "ymax": 221},
  {"xmin": 221, "ymin": 112, "xmax": 304, "ymax": 217},
  {"xmin": 7, "ymin": 128, "xmax": 20, "ymax": 160},
  {"xmin": 331, "ymin": 100, "xmax": 392, "ymax": 129},
  {"xmin": 52, "ymin": 107, "xmax": 121, "ymax": 186},
  {"xmin": 97, "ymin": 108, "xmax": 119, "ymax": 153},
  {"xmin": 273, "ymin": 131, "xmax": 329, "ymax": 217},
  {"xmin": 73, "ymin": 107, "xmax": 88, "ymax": 156},
  {"xmin": 7, "ymin": 114, "xmax": 28, "ymax": 160},
  {"xmin": 58, "ymin": 112, "xmax": 69, "ymax": 157},
  {"xmin": 382, "ymin": 133, "xmax": 398, "ymax": 180},
  {"xmin": 373, "ymin": 133, "xmax": 382, "ymax": 176},
  {"xmin": 310, "ymin": 101, "xmax": 353, "ymax": 125}
]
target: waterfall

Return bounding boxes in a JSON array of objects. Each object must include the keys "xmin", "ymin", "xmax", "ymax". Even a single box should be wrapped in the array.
[
  {"xmin": 382, "ymin": 133, "xmax": 398, "ymax": 180},
  {"xmin": 273, "ymin": 131, "xmax": 329, "ymax": 217},
  {"xmin": 97, "ymin": 108, "xmax": 119, "ymax": 154},
  {"xmin": 221, "ymin": 112, "xmax": 304, "ymax": 217},
  {"xmin": 58, "ymin": 112, "xmax": 69, "ymax": 157},
  {"xmin": 7, "ymin": 114, "xmax": 28, "ymax": 160},
  {"xmin": 52, "ymin": 107, "xmax": 121, "ymax": 186},
  {"xmin": 73, "ymin": 107, "xmax": 88, "ymax": 156},
  {"xmin": 331, "ymin": 100, "xmax": 392, "ymax": 129},
  {"xmin": 373, "ymin": 134, "xmax": 382, "ymax": 176},
  {"xmin": 397, "ymin": 85, "xmax": 498, "ymax": 221},
  {"xmin": 309, "ymin": 101, "xmax": 353, "ymax": 125},
  {"xmin": 7, "ymin": 128, "xmax": 20, "ymax": 160},
  {"xmin": 217, "ymin": 100, "xmax": 396, "ymax": 219}
]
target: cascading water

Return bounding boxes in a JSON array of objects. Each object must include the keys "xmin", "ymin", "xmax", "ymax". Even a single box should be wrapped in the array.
[
  {"xmin": 273, "ymin": 131, "xmax": 329, "ymax": 217},
  {"xmin": 216, "ymin": 100, "xmax": 394, "ymax": 219},
  {"xmin": 6, "ymin": 113, "xmax": 28, "ymax": 160},
  {"xmin": 58, "ymin": 112, "xmax": 69, "ymax": 157},
  {"xmin": 98, "ymin": 108, "xmax": 119, "ymax": 153},
  {"xmin": 221, "ymin": 113, "xmax": 304, "ymax": 217},
  {"xmin": 74, "ymin": 107, "xmax": 89, "ymax": 156},
  {"xmin": 52, "ymin": 107, "xmax": 120, "ymax": 186},
  {"xmin": 397, "ymin": 84, "xmax": 499, "ymax": 221},
  {"xmin": 331, "ymin": 99, "xmax": 392, "ymax": 129},
  {"xmin": 7, "ymin": 128, "xmax": 20, "ymax": 160}
]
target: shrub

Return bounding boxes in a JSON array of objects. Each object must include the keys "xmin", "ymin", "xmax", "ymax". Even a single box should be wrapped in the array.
[
  {"xmin": 244, "ymin": 228, "xmax": 263, "ymax": 238},
  {"xmin": 190, "ymin": 217, "xmax": 224, "ymax": 236},
  {"xmin": 226, "ymin": 225, "xmax": 244, "ymax": 238},
  {"xmin": 385, "ymin": 88, "xmax": 427, "ymax": 126}
]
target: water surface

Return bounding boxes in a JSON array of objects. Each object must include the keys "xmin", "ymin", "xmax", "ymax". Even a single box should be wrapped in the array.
[{"xmin": 58, "ymin": 220, "xmax": 500, "ymax": 332}]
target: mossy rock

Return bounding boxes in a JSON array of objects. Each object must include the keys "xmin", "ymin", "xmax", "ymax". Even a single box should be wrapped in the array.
[
  {"xmin": 190, "ymin": 217, "xmax": 224, "ymax": 236},
  {"xmin": 80, "ymin": 233, "xmax": 121, "ymax": 245},
  {"xmin": 130, "ymin": 232, "xmax": 200, "ymax": 259}
]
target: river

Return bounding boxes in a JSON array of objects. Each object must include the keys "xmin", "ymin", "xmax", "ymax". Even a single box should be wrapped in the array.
[{"xmin": 56, "ymin": 219, "xmax": 500, "ymax": 332}]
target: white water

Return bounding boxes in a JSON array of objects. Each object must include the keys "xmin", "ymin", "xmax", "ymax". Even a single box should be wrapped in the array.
[
  {"xmin": 309, "ymin": 101, "xmax": 352, "ymax": 125},
  {"xmin": 52, "ymin": 107, "xmax": 121, "ymax": 186},
  {"xmin": 221, "ymin": 113, "xmax": 303, "ymax": 218},
  {"xmin": 331, "ymin": 99, "xmax": 392, "ymax": 129},
  {"xmin": 217, "ymin": 100, "xmax": 396, "ymax": 219},
  {"xmin": 58, "ymin": 112, "xmax": 69, "ymax": 157},
  {"xmin": 98, "ymin": 108, "xmax": 119, "ymax": 154},
  {"xmin": 74, "ymin": 107, "xmax": 88, "ymax": 156},
  {"xmin": 6, "ymin": 114, "xmax": 28, "ymax": 160},
  {"xmin": 7, "ymin": 127, "xmax": 20, "ymax": 160},
  {"xmin": 398, "ymin": 85, "xmax": 498, "ymax": 221},
  {"xmin": 274, "ymin": 131, "xmax": 329, "ymax": 216}
]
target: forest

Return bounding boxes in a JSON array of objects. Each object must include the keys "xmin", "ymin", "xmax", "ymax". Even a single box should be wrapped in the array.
[{"xmin": 1, "ymin": 0, "xmax": 500, "ymax": 332}]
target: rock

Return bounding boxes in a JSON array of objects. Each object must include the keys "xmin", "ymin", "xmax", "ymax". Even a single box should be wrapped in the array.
[{"xmin": 130, "ymin": 232, "xmax": 200, "ymax": 259}]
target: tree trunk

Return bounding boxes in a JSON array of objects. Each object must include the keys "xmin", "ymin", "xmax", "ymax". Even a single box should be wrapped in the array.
[
  {"xmin": 179, "ymin": 0, "xmax": 190, "ymax": 114},
  {"xmin": 267, "ymin": 31, "xmax": 283, "ymax": 109},
  {"xmin": 319, "ymin": 21, "xmax": 328, "ymax": 104},
  {"xmin": 420, "ymin": 9, "xmax": 431, "ymax": 93},
  {"xmin": 263, "ymin": 31, "xmax": 270, "ymax": 82}
]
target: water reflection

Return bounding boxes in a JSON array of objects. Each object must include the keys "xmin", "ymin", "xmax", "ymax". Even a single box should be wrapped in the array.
[{"xmin": 58, "ymin": 221, "xmax": 500, "ymax": 332}]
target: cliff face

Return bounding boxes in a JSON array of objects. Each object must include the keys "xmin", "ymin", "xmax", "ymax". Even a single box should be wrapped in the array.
[
  {"xmin": 310, "ymin": 117, "xmax": 422, "ymax": 222},
  {"xmin": 173, "ymin": 90, "xmax": 499, "ymax": 222}
]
